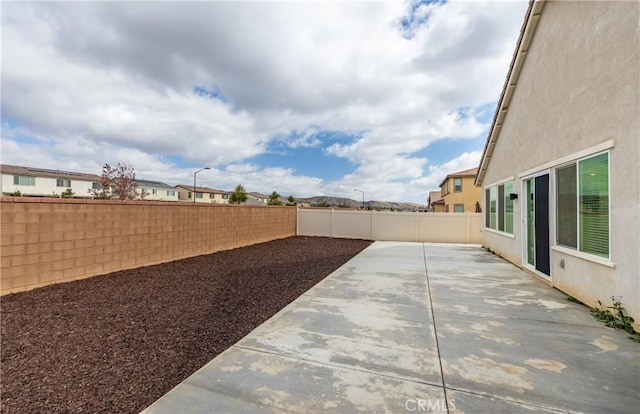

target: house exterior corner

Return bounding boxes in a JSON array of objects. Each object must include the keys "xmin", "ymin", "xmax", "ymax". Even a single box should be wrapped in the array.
[{"xmin": 476, "ymin": 1, "xmax": 640, "ymax": 328}]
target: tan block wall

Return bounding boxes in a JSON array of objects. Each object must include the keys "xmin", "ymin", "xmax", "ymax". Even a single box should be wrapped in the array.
[{"xmin": 1, "ymin": 197, "xmax": 296, "ymax": 294}]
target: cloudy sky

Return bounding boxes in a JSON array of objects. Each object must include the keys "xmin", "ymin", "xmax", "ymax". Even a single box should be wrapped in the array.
[{"xmin": 1, "ymin": 0, "xmax": 528, "ymax": 203}]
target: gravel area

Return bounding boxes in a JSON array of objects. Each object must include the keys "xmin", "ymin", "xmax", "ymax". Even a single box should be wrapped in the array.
[{"xmin": 1, "ymin": 236, "xmax": 371, "ymax": 414}]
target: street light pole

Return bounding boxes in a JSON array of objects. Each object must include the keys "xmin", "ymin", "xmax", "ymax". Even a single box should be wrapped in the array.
[
  {"xmin": 354, "ymin": 189, "xmax": 365, "ymax": 210},
  {"xmin": 193, "ymin": 167, "xmax": 211, "ymax": 203}
]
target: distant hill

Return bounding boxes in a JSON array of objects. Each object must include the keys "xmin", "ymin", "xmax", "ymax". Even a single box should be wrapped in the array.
[{"xmin": 296, "ymin": 196, "xmax": 426, "ymax": 212}]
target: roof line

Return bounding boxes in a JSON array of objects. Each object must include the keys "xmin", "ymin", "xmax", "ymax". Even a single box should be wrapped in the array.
[{"xmin": 474, "ymin": 0, "xmax": 546, "ymax": 187}]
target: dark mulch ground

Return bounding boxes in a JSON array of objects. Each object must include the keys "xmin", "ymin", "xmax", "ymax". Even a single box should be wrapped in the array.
[{"xmin": 1, "ymin": 236, "xmax": 371, "ymax": 414}]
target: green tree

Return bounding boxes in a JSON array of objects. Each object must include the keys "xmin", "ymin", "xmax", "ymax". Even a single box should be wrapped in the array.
[
  {"xmin": 61, "ymin": 188, "xmax": 75, "ymax": 198},
  {"xmin": 229, "ymin": 184, "xmax": 248, "ymax": 204},
  {"xmin": 286, "ymin": 195, "xmax": 297, "ymax": 206},
  {"xmin": 90, "ymin": 163, "xmax": 140, "ymax": 200},
  {"xmin": 268, "ymin": 191, "xmax": 282, "ymax": 205}
]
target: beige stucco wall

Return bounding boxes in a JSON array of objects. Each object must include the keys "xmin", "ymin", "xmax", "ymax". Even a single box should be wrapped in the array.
[{"xmin": 481, "ymin": 1, "xmax": 640, "ymax": 327}]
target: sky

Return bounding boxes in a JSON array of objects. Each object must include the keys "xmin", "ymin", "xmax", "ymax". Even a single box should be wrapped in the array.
[{"xmin": 1, "ymin": 0, "xmax": 529, "ymax": 204}]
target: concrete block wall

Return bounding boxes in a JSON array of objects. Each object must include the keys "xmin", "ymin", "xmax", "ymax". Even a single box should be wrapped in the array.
[{"xmin": 0, "ymin": 197, "xmax": 296, "ymax": 294}]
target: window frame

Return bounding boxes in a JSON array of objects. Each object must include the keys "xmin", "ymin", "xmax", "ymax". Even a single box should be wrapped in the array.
[
  {"xmin": 56, "ymin": 179, "xmax": 71, "ymax": 187},
  {"xmin": 555, "ymin": 150, "xmax": 610, "ymax": 260},
  {"xmin": 13, "ymin": 175, "xmax": 35, "ymax": 186},
  {"xmin": 453, "ymin": 177, "xmax": 462, "ymax": 193},
  {"xmin": 453, "ymin": 203, "xmax": 464, "ymax": 213},
  {"xmin": 484, "ymin": 179, "xmax": 515, "ymax": 236}
]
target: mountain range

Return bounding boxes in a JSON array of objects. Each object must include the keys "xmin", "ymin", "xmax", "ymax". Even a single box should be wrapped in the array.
[{"xmin": 295, "ymin": 196, "xmax": 426, "ymax": 212}]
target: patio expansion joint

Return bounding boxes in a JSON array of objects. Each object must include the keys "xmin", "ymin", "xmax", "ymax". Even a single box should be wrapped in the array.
[
  {"xmin": 434, "ymin": 308, "xmax": 604, "ymax": 330},
  {"xmin": 422, "ymin": 242, "xmax": 452, "ymax": 413},
  {"xmin": 231, "ymin": 343, "xmax": 445, "ymax": 390},
  {"xmin": 444, "ymin": 386, "xmax": 576, "ymax": 414}
]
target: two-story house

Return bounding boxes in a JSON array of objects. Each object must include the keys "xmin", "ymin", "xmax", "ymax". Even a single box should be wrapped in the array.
[
  {"xmin": 438, "ymin": 167, "xmax": 482, "ymax": 213},
  {"xmin": 175, "ymin": 185, "xmax": 230, "ymax": 203},
  {"xmin": 0, "ymin": 164, "xmax": 103, "ymax": 198},
  {"xmin": 135, "ymin": 179, "xmax": 179, "ymax": 202}
]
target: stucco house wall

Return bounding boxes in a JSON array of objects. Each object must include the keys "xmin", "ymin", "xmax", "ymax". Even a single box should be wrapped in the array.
[
  {"xmin": 1, "ymin": 165, "xmax": 102, "ymax": 198},
  {"xmin": 440, "ymin": 168, "xmax": 482, "ymax": 213},
  {"xmin": 479, "ymin": 1, "xmax": 639, "ymax": 326}
]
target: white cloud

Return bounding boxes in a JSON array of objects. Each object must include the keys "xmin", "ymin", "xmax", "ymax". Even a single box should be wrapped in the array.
[{"xmin": 1, "ymin": 1, "xmax": 528, "ymax": 203}]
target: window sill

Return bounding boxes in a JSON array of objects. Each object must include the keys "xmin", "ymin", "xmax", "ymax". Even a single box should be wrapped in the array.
[
  {"xmin": 552, "ymin": 245, "xmax": 616, "ymax": 268},
  {"xmin": 483, "ymin": 228, "xmax": 515, "ymax": 239}
]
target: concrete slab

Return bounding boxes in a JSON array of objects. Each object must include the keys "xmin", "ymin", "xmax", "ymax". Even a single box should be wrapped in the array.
[{"xmin": 142, "ymin": 242, "xmax": 640, "ymax": 414}]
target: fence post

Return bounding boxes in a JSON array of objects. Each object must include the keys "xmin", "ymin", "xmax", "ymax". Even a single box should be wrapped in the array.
[
  {"xmin": 370, "ymin": 209, "xmax": 375, "ymax": 240},
  {"xmin": 330, "ymin": 209, "xmax": 335, "ymax": 238}
]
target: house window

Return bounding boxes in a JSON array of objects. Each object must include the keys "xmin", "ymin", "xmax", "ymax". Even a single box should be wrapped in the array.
[
  {"xmin": 222, "ymin": 194, "xmax": 229, "ymax": 199},
  {"xmin": 188, "ymin": 192, "xmax": 192, "ymax": 198},
  {"xmin": 556, "ymin": 152, "xmax": 609, "ymax": 258},
  {"xmin": 166, "ymin": 190, "xmax": 176, "ymax": 197},
  {"xmin": 504, "ymin": 181, "xmax": 514, "ymax": 234},
  {"xmin": 56, "ymin": 179, "xmax": 71, "ymax": 187},
  {"xmin": 92, "ymin": 182, "xmax": 102, "ymax": 190},
  {"xmin": 13, "ymin": 176, "xmax": 35, "ymax": 186},
  {"xmin": 195, "ymin": 192, "xmax": 203, "ymax": 199},
  {"xmin": 454, "ymin": 178, "xmax": 462, "ymax": 192},
  {"xmin": 152, "ymin": 189, "xmax": 157, "ymax": 195},
  {"xmin": 485, "ymin": 181, "xmax": 514, "ymax": 234},
  {"xmin": 489, "ymin": 187, "xmax": 497, "ymax": 229},
  {"xmin": 210, "ymin": 193, "xmax": 216, "ymax": 199},
  {"xmin": 453, "ymin": 204, "xmax": 464, "ymax": 213}
]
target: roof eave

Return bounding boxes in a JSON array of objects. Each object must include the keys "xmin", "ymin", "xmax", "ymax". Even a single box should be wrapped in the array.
[{"xmin": 475, "ymin": 0, "xmax": 546, "ymax": 187}]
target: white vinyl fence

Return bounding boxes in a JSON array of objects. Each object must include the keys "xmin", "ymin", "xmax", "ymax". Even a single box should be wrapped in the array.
[{"xmin": 297, "ymin": 209, "xmax": 483, "ymax": 243}]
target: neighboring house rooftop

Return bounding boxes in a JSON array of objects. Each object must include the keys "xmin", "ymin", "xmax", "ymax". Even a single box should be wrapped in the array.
[
  {"xmin": 135, "ymin": 179, "xmax": 175, "ymax": 189},
  {"xmin": 0, "ymin": 164, "xmax": 102, "ymax": 182},
  {"xmin": 428, "ymin": 191, "xmax": 442, "ymax": 204},
  {"xmin": 247, "ymin": 192, "xmax": 270, "ymax": 199},
  {"xmin": 438, "ymin": 167, "xmax": 479, "ymax": 187},
  {"xmin": 175, "ymin": 184, "xmax": 229, "ymax": 194},
  {"xmin": 475, "ymin": 0, "xmax": 544, "ymax": 187}
]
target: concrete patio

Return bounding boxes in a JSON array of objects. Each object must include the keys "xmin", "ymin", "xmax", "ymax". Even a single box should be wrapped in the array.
[{"xmin": 142, "ymin": 242, "xmax": 640, "ymax": 413}]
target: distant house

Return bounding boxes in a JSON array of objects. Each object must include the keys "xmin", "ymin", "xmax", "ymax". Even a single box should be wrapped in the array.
[
  {"xmin": 175, "ymin": 184, "xmax": 230, "ymax": 203},
  {"xmin": 246, "ymin": 192, "xmax": 269, "ymax": 205},
  {"xmin": 438, "ymin": 167, "xmax": 481, "ymax": 213},
  {"xmin": 135, "ymin": 179, "xmax": 179, "ymax": 202},
  {"xmin": 475, "ymin": 1, "xmax": 639, "ymax": 326},
  {"xmin": 427, "ymin": 191, "xmax": 444, "ymax": 212},
  {"xmin": 0, "ymin": 164, "xmax": 102, "ymax": 198}
]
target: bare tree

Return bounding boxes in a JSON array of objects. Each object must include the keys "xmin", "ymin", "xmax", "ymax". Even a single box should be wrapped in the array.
[{"xmin": 90, "ymin": 163, "xmax": 141, "ymax": 200}]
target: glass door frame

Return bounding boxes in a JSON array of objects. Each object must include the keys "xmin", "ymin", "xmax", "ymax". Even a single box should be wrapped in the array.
[{"xmin": 521, "ymin": 170, "xmax": 552, "ymax": 280}]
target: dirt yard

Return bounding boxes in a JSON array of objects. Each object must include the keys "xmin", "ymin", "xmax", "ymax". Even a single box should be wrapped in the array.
[{"xmin": 0, "ymin": 236, "xmax": 371, "ymax": 413}]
